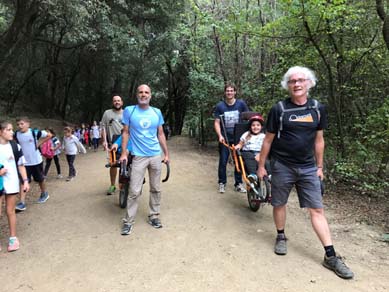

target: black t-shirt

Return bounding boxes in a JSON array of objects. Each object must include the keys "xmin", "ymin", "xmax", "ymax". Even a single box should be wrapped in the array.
[
  {"xmin": 266, "ymin": 98, "xmax": 328, "ymax": 167},
  {"xmin": 214, "ymin": 99, "xmax": 250, "ymax": 142}
]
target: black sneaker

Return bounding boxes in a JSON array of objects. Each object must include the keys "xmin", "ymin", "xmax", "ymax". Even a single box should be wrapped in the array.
[
  {"xmin": 121, "ymin": 223, "xmax": 133, "ymax": 235},
  {"xmin": 274, "ymin": 234, "xmax": 287, "ymax": 255},
  {"xmin": 323, "ymin": 255, "xmax": 354, "ymax": 279},
  {"xmin": 148, "ymin": 218, "xmax": 163, "ymax": 229}
]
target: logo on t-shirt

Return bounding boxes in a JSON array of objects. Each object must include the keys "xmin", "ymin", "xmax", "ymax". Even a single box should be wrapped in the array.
[
  {"xmin": 289, "ymin": 113, "xmax": 313, "ymax": 123},
  {"xmin": 139, "ymin": 118, "xmax": 151, "ymax": 129},
  {"xmin": 224, "ymin": 110, "xmax": 240, "ymax": 128}
]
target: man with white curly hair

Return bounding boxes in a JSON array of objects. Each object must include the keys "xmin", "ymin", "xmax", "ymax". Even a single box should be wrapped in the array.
[{"xmin": 257, "ymin": 66, "xmax": 354, "ymax": 279}]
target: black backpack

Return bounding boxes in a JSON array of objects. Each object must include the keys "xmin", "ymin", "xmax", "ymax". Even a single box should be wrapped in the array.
[{"xmin": 277, "ymin": 98, "xmax": 321, "ymax": 139}]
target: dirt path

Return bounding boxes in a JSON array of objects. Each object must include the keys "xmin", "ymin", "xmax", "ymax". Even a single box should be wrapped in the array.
[{"xmin": 0, "ymin": 136, "xmax": 388, "ymax": 292}]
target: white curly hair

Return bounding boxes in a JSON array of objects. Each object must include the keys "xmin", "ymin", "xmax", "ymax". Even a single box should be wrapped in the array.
[{"xmin": 280, "ymin": 66, "xmax": 317, "ymax": 90}]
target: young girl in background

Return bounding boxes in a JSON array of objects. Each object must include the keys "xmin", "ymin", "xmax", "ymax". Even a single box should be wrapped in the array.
[
  {"xmin": 62, "ymin": 127, "xmax": 86, "ymax": 181},
  {"xmin": 0, "ymin": 120, "xmax": 30, "ymax": 252},
  {"xmin": 43, "ymin": 128, "xmax": 62, "ymax": 179}
]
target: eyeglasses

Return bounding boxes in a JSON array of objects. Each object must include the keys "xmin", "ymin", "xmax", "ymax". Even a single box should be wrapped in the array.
[{"xmin": 287, "ymin": 78, "xmax": 308, "ymax": 85}]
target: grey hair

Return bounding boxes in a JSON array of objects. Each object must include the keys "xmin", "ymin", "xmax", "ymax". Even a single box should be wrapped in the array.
[{"xmin": 280, "ymin": 66, "xmax": 317, "ymax": 90}]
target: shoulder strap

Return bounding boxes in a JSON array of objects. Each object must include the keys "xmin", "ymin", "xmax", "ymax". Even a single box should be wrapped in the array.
[
  {"xmin": 277, "ymin": 99, "xmax": 321, "ymax": 139},
  {"xmin": 30, "ymin": 128, "xmax": 40, "ymax": 150},
  {"xmin": 277, "ymin": 101, "xmax": 286, "ymax": 139},
  {"xmin": 10, "ymin": 140, "xmax": 22, "ymax": 169},
  {"xmin": 14, "ymin": 131, "xmax": 19, "ymax": 144},
  {"xmin": 127, "ymin": 106, "xmax": 137, "ymax": 125},
  {"xmin": 151, "ymin": 107, "xmax": 161, "ymax": 125},
  {"xmin": 310, "ymin": 99, "xmax": 321, "ymax": 123}
]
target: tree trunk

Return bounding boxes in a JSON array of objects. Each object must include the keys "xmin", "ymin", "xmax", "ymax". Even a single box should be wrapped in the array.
[
  {"xmin": 376, "ymin": 0, "xmax": 389, "ymax": 50},
  {"xmin": 0, "ymin": 0, "xmax": 39, "ymax": 72}
]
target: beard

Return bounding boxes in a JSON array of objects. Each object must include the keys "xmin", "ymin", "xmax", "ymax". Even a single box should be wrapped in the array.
[
  {"xmin": 137, "ymin": 96, "xmax": 151, "ymax": 105},
  {"xmin": 112, "ymin": 104, "xmax": 122, "ymax": 110}
]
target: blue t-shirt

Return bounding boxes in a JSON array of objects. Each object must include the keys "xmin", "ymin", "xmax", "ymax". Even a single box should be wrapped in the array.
[
  {"xmin": 214, "ymin": 99, "xmax": 249, "ymax": 141},
  {"xmin": 113, "ymin": 135, "xmax": 132, "ymax": 153},
  {"xmin": 122, "ymin": 105, "xmax": 164, "ymax": 157}
]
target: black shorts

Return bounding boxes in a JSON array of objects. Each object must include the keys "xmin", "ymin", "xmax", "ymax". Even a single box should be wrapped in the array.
[
  {"xmin": 0, "ymin": 190, "xmax": 18, "ymax": 197},
  {"xmin": 26, "ymin": 163, "xmax": 45, "ymax": 183}
]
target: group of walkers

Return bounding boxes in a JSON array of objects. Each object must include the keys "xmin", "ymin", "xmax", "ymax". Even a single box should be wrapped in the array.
[
  {"xmin": 73, "ymin": 121, "xmax": 101, "ymax": 152},
  {"xmin": 0, "ymin": 66, "xmax": 354, "ymax": 280},
  {"xmin": 0, "ymin": 117, "xmax": 90, "ymax": 252}
]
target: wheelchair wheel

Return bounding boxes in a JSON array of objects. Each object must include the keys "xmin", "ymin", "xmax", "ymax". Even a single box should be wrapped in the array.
[
  {"xmin": 260, "ymin": 178, "xmax": 271, "ymax": 203},
  {"xmin": 119, "ymin": 182, "xmax": 129, "ymax": 209},
  {"xmin": 247, "ymin": 178, "xmax": 271, "ymax": 212},
  {"xmin": 247, "ymin": 188, "xmax": 261, "ymax": 212}
]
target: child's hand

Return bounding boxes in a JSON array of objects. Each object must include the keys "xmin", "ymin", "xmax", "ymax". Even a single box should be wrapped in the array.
[
  {"xmin": 22, "ymin": 181, "xmax": 30, "ymax": 193},
  {"xmin": 255, "ymin": 153, "xmax": 260, "ymax": 162},
  {"xmin": 234, "ymin": 144, "xmax": 242, "ymax": 150},
  {"xmin": 110, "ymin": 144, "xmax": 118, "ymax": 152},
  {"xmin": 0, "ymin": 168, "xmax": 7, "ymax": 176}
]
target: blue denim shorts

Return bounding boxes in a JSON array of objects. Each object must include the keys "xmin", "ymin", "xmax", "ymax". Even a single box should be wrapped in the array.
[{"xmin": 270, "ymin": 160, "xmax": 323, "ymax": 209}]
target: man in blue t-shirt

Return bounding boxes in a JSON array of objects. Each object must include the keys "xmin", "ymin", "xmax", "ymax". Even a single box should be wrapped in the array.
[
  {"xmin": 119, "ymin": 84, "xmax": 169, "ymax": 235},
  {"xmin": 214, "ymin": 83, "xmax": 249, "ymax": 193}
]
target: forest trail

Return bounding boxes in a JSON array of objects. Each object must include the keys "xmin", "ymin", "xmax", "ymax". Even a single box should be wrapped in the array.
[{"xmin": 0, "ymin": 136, "xmax": 388, "ymax": 292}]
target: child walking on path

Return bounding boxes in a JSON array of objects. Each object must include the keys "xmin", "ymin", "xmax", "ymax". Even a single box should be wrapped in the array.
[
  {"xmin": 0, "ymin": 120, "xmax": 30, "ymax": 252},
  {"xmin": 14, "ymin": 116, "xmax": 51, "ymax": 211},
  {"xmin": 62, "ymin": 127, "xmax": 86, "ymax": 181},
  {"xmin": 43, "ymin": 128, "xmax": 62, "ymax": 179}
]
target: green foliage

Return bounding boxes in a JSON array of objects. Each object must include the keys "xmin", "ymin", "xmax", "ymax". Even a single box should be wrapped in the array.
[{"xmin": 1, "ymin": 0, "xmax": 388, "ymax": 194}]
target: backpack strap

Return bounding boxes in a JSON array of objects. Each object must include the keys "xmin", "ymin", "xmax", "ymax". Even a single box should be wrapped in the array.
[
  {"xmin": 127, "ymin": 105, "xmax": 137, "ymax": 125},
  {"xmin": 10, "ymin": 140, "xmax": 23, "ymax": 170},
  {"xmin": 150, "ymin": 106, "xmax": 161, "ymax": 125},
  {"xmin": 277, "ymin": 99, "xmax": 321, "ymax": 139},
  {"xmin": 277, "ymin": 101, "xmax": 286, "ymax": 139}
]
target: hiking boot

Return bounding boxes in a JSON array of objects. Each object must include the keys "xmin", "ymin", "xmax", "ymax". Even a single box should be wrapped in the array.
[
  {"xmin": 15, "ymin": 202, "xmax": 26, "ymax": 212},
  {"xmin": 8, "ymin": 237, "xmax": 20, "ymax": 252},
  {"xmin": 235, "ymin": 183, "xmax": 246, "ymax": 193},
  {"xmin": 107, "ymin": 185, "xmax": 116, "ymax": 196},
  {"xmin": 323, "ymin": 255, "xmax": 354, "ymax": 279},
  {"xmin": 121, "ymin": 222, "xmax": 133, "ymax": 235},
  {"xmin": 274, "ymin": 234, "xmax": 287, "ymax": 255},
  {"xmin": 218, "ymin": 183, "xmax": 225, "ymax": 193},
  {"xmin": 37, "ymin": 191, "xmax": 49, "ymax": 203},
  {"xmin": 148, "ymin": 217, "xmax": 163, "ymax": 229}
]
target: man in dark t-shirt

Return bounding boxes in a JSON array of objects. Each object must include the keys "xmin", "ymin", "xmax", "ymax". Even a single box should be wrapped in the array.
[
  {"xmin": 258, "ymin": 66, "xmax": 354, "ymax": 280},
  {"xmin": 214, "ymin": 83, "xmax": 249, "ymax": 193}
]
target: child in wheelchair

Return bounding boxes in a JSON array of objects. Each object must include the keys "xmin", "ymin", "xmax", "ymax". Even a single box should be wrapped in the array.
[{"xmin": 234, "ymin": 115, "xmax": 267, "ymax": 199}]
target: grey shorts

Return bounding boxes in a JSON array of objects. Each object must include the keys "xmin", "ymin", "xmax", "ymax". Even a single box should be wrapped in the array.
[{"xmin": 270, "ymin": 160, "xmax": 323, "ymax": 209}]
